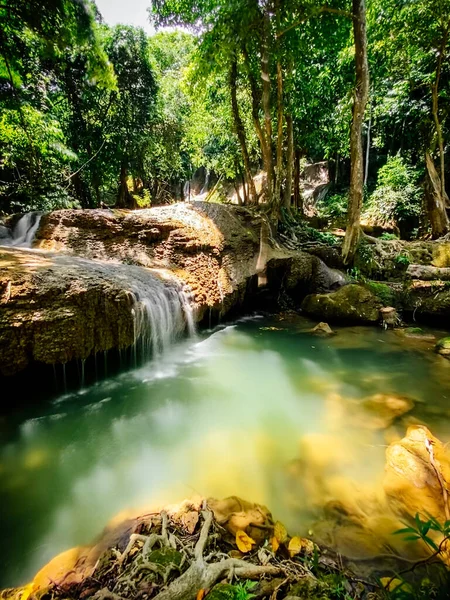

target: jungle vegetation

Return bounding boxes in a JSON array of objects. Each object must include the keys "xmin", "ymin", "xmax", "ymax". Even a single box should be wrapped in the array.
[{"xmin": 1, "ymin": 0, "xmax": 449, "ymax": 262}]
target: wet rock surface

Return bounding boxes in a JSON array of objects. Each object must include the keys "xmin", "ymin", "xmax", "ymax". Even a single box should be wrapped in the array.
[
  {"xmin": 0, "ymin": 204, "xmax": 333, "ymax": 377},
  {"xmin": 301, "ymin": 284, "xmax": 382, "ymax": 323}
]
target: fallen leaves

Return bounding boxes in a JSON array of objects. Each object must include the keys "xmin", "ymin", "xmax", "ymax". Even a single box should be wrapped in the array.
[
  {"xmin": 181, "ymin": 511, "xmax": 199, "ymax": 535},
  {"xmin": 274, "ymin": 521, "xmax": 288, "ymax": 544},
  {"xmin": 270, "ymin": 536, "xmax": 280, "ymax": 553},
  {"xmin": 288, "ymin": 536, "xmax": 302, "ymax": 557},
  {"xmin": 235, "ymin": 530, "xmax": 256, "ymax": 553}
]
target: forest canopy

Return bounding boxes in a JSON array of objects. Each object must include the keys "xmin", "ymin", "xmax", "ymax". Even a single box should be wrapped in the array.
[{"xmin": 1, "ymin": 0, "xmax": 449, "ymax": 254}]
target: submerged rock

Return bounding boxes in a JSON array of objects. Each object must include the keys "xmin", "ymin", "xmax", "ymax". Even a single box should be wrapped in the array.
[
  {"xmin": 301, "ymin": 284, "xmax": 381, "ymax": 323},
  {"xmin": 436, "ymin": 337, "xmax": 450, "ymax": 357},
  {"xmin": 361, "ymin": 393, "xmax": 414, "ymax": 429},
  {"xmin": 310, "ymin": 321, "xmax": 334, "ymax": 336}
]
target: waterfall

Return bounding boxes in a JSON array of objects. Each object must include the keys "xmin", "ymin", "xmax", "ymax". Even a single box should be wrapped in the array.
[
  {"xmin": 130, "ymin": 269, "xmax": 196, "ymax": 358},
  {"xmin": 67, "ymin": 257, "xmax": 197, "ymax": 364},
  {"xmin": 0, "ymin": 212, "xmax": 42, "ymax": 248}
]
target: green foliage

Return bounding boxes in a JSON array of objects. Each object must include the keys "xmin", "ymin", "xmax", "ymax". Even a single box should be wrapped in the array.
[
  {"xmin": 233, "ymin": 580, "xmax": 257, "ymax": 600},
  {"xmin": 280, "ymin": 210, "xmax": 338, "ymax": 246},
  {"xmin": 316, "ymin": 192, "xmax": 348, "ymax": 224},
  {"xmin": 381, "ymin": 515, "xmax": 450, "ymax": 600},
  {"xmin": 395, "ymin": 252, "xmax": 411, "ymax": 268},
  {"xmin": 364, "ymin": 156, "xmax": 422, "ymax": 231},
  {"xmin": 380, "ymin": 233, "xmax": 400, "ymax": 240}
]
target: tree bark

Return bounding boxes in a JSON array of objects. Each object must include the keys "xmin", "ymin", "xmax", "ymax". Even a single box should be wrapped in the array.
[
  {"xmin": 293, "ymin": 148, "xmax": 301, "ymax": 214},
  {"xmin": 342, "ymin": 0, "xmax": 370, "ymax": 265},
  {"xmin": 242, "ymin": 45, "xmax": 273, "ymax": 203},
  {"xmin": 229, "ymin": 57, "xmax": 257, "ymax": 204},
  {"xmin": 364, "ymin": 104, "xmax": 371, "ymax": 186},
  {"xmin": 116, "ymin": 163, "xmax": 138, "ymax": 209},
  {"xmin": 431, "ymin": 21, "xmax": 450, "ymax": 202},
  {"xmin": 425, "ymin": 151, "xmax": 449, "ymax": 238},
  {"xmin": 284, "ymin": 114, "xmax": 294, "ymax": 210},
  {"xmin": 260, "ymin": 11, "xmax": 275, "ymax": 203},
  {"xmin": 275, "ymin": 61, "xmax": 284, "ymax": 207}
]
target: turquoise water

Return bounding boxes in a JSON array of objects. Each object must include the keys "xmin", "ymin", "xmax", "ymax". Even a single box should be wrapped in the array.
[{"xmin": 1, "ymin": 315, "xmax": 450, "ymax": 586}]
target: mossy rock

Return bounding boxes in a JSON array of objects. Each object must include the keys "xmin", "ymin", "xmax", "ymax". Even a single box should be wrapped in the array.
[
  {"xmin": 405, "ymin": 327, "xmax": 423, "ymax": 334},
  {"xmin": 301, "ymin": 284, "xmax": 381, "ymax": 324},
  {"xmin": 364, "ymin": 281, "xmax": 396, "ymax": 306},
  {"xmin": 147, "ymin": 547, "xmax": 183, "ymax": 568},
  {"xmin": 435, "ymin": 337, "xmax": 450, "ymax": 357}
]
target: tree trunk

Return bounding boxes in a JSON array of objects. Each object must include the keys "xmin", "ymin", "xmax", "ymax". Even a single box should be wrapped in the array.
[
  {"xmin": 284, "ymin": 114, "xmax": 294, "ymax": 210},
  {"xmin": 425, "ymin": 151, "xmax": 449, "ymax": 238},
  {"xmin": 242, "ymin": 45, "xmax": 273, "ymax": 204},
  {"xmin": 293, "ymin": 148, "xmax": 301, "ymax": 214},
  {"xmin": 431, "ymin": 21, "xmax": 449, "ymax": 202},
  {"xmin": 241, "ymin": 170, "xmax": 248, "ymax": 205},
  {"xmin": 274, "ymin": 62, "xmax": 284, "ymax": 208},
  {"xmin": 72, "ymin": 172, "xmax": 93, "ymax": 209},
  {"xmin": 364, "ymin": 105, "xmax": 371, "ymax": 186},
  {"xmin": 116, "ymin": 163, "xmax": 137, "ymax": 209},
  {"xmin": 342, "ymin": 0, "xmax": 369, "ymax": 265},
  {"xmin": 260, "ymin": 12, "xmax": 275, "ymax": 203},
  {"xmin": 229, "ymin": 57, "xmax": 257, "ymax": 204}
]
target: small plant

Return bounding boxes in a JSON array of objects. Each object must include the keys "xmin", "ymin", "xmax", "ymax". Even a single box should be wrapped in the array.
[
  {"xmin": 380, "ymin": 514, "xmax": 450, "ymax": 599},
  {"xmin": 381, "ymin": 232, "xmax": 400, "ymax": 240},
  {"xmin": 233, "ymin": 580, "xmax": 257, "ymax": 600},
  {"xmin": 395, "ymin": 252, "xmax": 411, "ymax": 268}
]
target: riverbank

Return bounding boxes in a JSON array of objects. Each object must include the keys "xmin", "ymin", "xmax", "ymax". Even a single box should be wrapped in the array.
[{"xmin": 3, "ymin": 203, "xmax": 450, "ymax": 390}]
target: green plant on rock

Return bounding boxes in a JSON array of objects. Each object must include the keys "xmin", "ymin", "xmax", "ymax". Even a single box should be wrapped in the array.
[
  {"xmin": 395, "ymin": 252, "xmax": 411, "ymax": 269},
  {"xmin": 233, "ymin": 580, "xmax": 257, "ymax": 600},
  {"xmin": 381, "ymin": 514, "xmax": 450, "ymax": 600},
  {"xmin": 380, "ymin": 233, "xmax": 400, "ymax": 241}
]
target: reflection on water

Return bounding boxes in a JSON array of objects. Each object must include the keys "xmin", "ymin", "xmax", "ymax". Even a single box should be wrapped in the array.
[{"xmin": 1, "ymin": 315, "xmax": 450, "ymax": 586}]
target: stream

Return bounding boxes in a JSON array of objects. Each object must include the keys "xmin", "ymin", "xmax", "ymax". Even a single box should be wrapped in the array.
[{"xmin": 1, "ymin": 314, "xmax": 450, "ymax": 587}]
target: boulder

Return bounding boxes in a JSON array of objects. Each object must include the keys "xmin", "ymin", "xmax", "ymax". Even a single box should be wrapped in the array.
[
  {"xmin": 436, "ymin": 337, "xmax": 450, "ymax": 357},
  {"xmin": 384, "ymin": 426, "xmax": 450, "ymax": 524},
  {"xmin": 301, "ymin": 284, "xmax": 381, "ymax": 323}
]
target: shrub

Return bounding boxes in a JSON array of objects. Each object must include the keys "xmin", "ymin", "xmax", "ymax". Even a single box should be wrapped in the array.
[
  {"xmin": 364, "ymin": 155, "xmax": 422, "ymax": 234},
  {"xmin": 316, "ymin": 192, "xmax": 348, "ymax": 224}
]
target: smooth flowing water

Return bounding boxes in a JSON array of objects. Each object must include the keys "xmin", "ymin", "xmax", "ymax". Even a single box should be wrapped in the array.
[{"xmin": 1, "ymin": 315, "xmax": 450, "ymax": 587}]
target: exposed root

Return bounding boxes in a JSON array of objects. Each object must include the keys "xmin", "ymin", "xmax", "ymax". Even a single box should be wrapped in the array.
[{"xmin": 152, "ymin": 510, "xmax": 280, "ymax": 600}]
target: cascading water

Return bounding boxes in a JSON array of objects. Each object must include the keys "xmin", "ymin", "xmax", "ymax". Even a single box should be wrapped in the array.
[
  {"xmin": 0, "ymin": 211, "xmax": 42, "ymax": 248},
  {"xmin": 64, "ymin": 256, "xmax": 197, "ymax": 367},
  {"xmin": 129, "ymin": 268, "xmax": 196, "ymax": 358}
]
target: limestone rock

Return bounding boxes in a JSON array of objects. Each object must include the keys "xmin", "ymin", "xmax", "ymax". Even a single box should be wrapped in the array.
[
  {"xmin": 310, "ymin": 322, "xmax": 334, "ymax": 336},
  {"xmin": 301, "ymin": 284, "xmax": 381, "ymax": 323},
  {"xmin": 0, "ymin": 204, "xmax": 335, "ymax": 378},
  {"xmin": 361, "ymin": 393, "xmax": 414, "ymax": 429},
  {"xmin": 384, "ymin": 426, "xmax": 450, "ymax": 523}
]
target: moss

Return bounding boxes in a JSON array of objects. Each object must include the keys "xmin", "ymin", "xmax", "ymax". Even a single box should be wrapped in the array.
[{"xmin": 364, "ymin": 281, "xmax": 395, "ymax": 306}]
